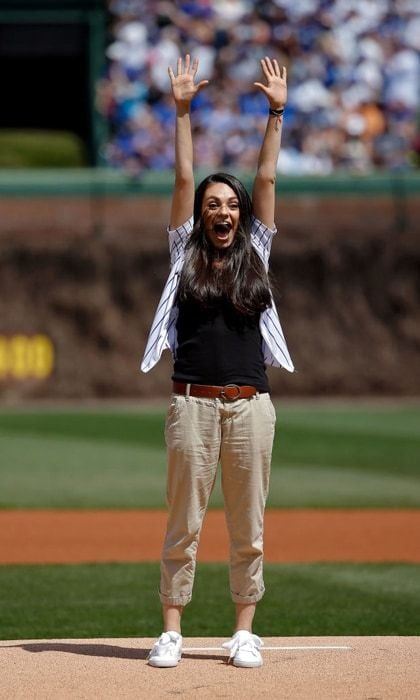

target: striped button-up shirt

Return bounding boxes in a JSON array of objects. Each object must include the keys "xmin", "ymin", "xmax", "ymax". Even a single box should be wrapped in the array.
[{"xmin": 140, "ymin": 216, "xmax": 294, "ymax": 373}]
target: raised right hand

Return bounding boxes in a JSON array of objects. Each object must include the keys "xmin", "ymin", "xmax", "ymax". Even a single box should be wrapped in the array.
[{"xmin": 168, "ymin": 54, "xmax": 209, "ymax": 108}]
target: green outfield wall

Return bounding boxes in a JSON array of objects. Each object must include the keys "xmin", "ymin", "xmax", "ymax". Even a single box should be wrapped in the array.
[{"xmin": 0, "ymin": 168, "xmax": 419, "ymax": 197}]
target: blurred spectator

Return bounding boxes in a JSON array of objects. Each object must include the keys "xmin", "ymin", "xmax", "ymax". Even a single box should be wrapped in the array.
[{"xmin": 99, "ymin": 0, "xmax": 420, "ymax": 176}]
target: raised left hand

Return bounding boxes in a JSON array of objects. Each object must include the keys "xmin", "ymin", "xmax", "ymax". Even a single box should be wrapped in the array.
[{"xmin": 254, "ymin": 57, "xmax": 287, "ymax": 110}]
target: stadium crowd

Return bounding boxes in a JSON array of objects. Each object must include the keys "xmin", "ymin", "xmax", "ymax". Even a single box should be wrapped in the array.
[{"xmin": 99, "ymin": 0, "xmax": 420, "ymax": 176}]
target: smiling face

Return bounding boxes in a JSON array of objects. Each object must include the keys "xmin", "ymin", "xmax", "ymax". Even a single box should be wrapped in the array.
[{"xmin": 201, "ymin": 182, "xmax": 240, "ymax": 250}]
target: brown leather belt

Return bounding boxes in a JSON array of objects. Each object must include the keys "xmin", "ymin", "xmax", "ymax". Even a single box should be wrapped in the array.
[{"xmin": 172, "ymin": 382, "xmax": 257, "ymax": 401}]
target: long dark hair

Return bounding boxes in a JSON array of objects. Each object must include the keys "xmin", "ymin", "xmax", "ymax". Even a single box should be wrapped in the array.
[{"xmin": 177, "ymin": 172, "xmax": 272, "ymax": 315}]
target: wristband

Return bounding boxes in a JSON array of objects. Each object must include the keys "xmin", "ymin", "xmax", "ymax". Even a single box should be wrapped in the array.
[{"xmin": 269, "ymin": 107, "xmax": 285, "ymax": 117}]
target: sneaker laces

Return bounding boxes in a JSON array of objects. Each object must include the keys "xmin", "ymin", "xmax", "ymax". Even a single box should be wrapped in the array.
[
  {"xmin": 222, "ymin": 631, "xmax": 263, "ymax": 663},
  {"xmin": 148, "ymin": 631, "xmax": 181, "ymax": 659}
]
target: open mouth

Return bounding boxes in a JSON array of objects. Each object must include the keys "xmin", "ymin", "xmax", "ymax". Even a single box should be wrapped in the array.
[{"xmin": 214, "ymin": 222, "xmax": 231, "ymax": 235}]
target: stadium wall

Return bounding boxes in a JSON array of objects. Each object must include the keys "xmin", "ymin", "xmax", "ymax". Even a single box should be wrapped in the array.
[{"xmin": 0, "ymin": 171, "xmax": 419, "ymax": 400}]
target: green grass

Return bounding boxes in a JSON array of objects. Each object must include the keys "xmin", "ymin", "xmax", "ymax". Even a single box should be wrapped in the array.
[
  {"xmin": 0, "ymin": 403, "xmax": 419, "ymax": 508},
  {"xmin": 0, "ymin": 130, "xmax": 87, "ymax": 168},
  {"xmin": 0, "ymin": 562, "xmax": 419, "ymax": 640}
]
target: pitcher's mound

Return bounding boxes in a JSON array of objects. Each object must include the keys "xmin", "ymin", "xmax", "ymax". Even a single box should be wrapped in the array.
[{"xmin": 1, "ymin": 636, "xmax": 419, "ymax": 699}]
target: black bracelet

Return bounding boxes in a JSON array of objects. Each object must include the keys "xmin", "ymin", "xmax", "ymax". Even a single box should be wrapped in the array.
[{"xmin": 269, "ymin": 107, "xmax": 285, "ymax": 117}]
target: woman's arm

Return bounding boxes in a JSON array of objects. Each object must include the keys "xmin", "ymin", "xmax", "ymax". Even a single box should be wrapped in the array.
[
  {"xmin": 252, "ymin": 57, "xmax": 287, "ymax": 230},
  {"xmin": 168, "ymin": 55, "xmax": 209, "ymax": 230}
]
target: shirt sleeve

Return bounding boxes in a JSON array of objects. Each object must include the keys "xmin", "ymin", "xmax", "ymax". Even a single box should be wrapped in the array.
[
  {"xmin": 168, "ymin": 217, "xmax": 193, "ymax": 266},
  {"xmin": 250, "ymin": 216, "xmax": 277, "ymax": 270}
]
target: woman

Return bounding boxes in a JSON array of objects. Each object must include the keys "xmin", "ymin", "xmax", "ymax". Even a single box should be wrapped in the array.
[{"xmin": 141, "ymin": 54, "xmax": 294, "ymax": 668}]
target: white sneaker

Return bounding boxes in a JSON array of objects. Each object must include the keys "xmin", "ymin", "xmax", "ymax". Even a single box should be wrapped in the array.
[
  {"xmin": 147, "ymin": 631, "xmax": 182, "ymax": 667},
  {"xmin": 222, "ymin": 630, "xmax": 264, "ymax": 668}
]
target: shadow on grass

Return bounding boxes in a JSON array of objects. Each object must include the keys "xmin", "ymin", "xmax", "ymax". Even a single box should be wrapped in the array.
[{"xmin": 6, "ymin": 642, "xmax": 226, "ymax": 662}]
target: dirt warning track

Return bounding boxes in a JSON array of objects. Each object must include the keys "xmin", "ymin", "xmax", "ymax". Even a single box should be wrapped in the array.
[{"xmin": 1, "ymin": 509, "xmax": 420, "ymax": 564}]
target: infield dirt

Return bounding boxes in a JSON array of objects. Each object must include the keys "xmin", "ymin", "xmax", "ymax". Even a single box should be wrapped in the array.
[{"xmin": 1, "ymin": 509, "xmax": 419, "ymax": 564}]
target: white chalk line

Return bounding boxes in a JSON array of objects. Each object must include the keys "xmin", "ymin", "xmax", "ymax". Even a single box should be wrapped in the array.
[{"xmin": 185, "ymin": 645, "xmax": 352, "ymax": 652}]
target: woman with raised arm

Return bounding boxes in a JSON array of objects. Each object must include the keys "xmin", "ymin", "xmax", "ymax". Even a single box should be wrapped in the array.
[{"xmin": 142, "ymin": 54, "xmax": 294, "ymax": 669}]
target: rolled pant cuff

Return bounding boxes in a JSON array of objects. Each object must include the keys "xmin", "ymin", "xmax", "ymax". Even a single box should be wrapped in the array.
[
  {"xmin": 159, "ymin": 592, "xmax": 192, "ymax": 606},
  {"xmin": 231, "ymin": 588, "xmax": 265, "ymax": 604}
]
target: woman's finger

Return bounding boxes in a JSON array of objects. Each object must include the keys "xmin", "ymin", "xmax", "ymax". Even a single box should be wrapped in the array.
[
  {"xmin": 264, "ymin": 56, "xmax": 275, "ymax": 76},
  {"xmin": 184, "ymin": 54, "xmax": 191, "ymax": 73},
  {"xmin": 254, "ymin": 81, "xmax": 269, "ymax": 96},
  {"xmin": 260, "ymin": 58, "xmax": 271, "ymax": 81},
  {"xmin": 282, "ymin": 65, "xmax": 287, "ymax": 81},
  {"xmin": 191, "ymin": 57, "xmax": 199, "ymax": 77},
  {"xmin": 196, "ymin": 79, "xmax": 209, "ymax": 92},
  {"xmin": 168, "ymin": 65, "xmax": 175, "ymax": 82},
  {"xmin": 176, "ymin": 56, "xmax": 182, "ymax": 76},
  {"xmin": 273, "ymin": 59, "xmax": 281, "ymax": 77}
]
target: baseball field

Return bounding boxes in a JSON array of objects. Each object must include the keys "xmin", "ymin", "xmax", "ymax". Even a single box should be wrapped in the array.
[{"xmin": 1, "ymin": 401, "xmax": 419, "ymax": 697}]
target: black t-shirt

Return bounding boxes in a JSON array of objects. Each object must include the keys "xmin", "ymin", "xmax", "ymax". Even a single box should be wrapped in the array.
[{"xmin": 172, "ymin": 296, "xmax": 270, "ymax": 392}]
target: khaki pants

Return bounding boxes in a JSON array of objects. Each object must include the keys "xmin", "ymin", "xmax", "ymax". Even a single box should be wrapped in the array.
[{"xmin": 160, "ymin": 392, "xmax": 276, "ymax": 606}]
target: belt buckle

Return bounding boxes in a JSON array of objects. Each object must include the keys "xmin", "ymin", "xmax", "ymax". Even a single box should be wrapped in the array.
[{"xmin": 220, "ymin": 384, "xmax": 241, "ymax": 401}]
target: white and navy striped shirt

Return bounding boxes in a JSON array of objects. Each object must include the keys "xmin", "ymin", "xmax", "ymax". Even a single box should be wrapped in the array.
[{"xmin": 140, "ymin": 216, "xmax": 294, "ymax": 373}]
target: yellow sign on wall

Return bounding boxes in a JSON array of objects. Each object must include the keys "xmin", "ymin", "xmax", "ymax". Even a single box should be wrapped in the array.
[{"xmin": 0, "ymin": 335, "xmax": 55, "ymax": 380}]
